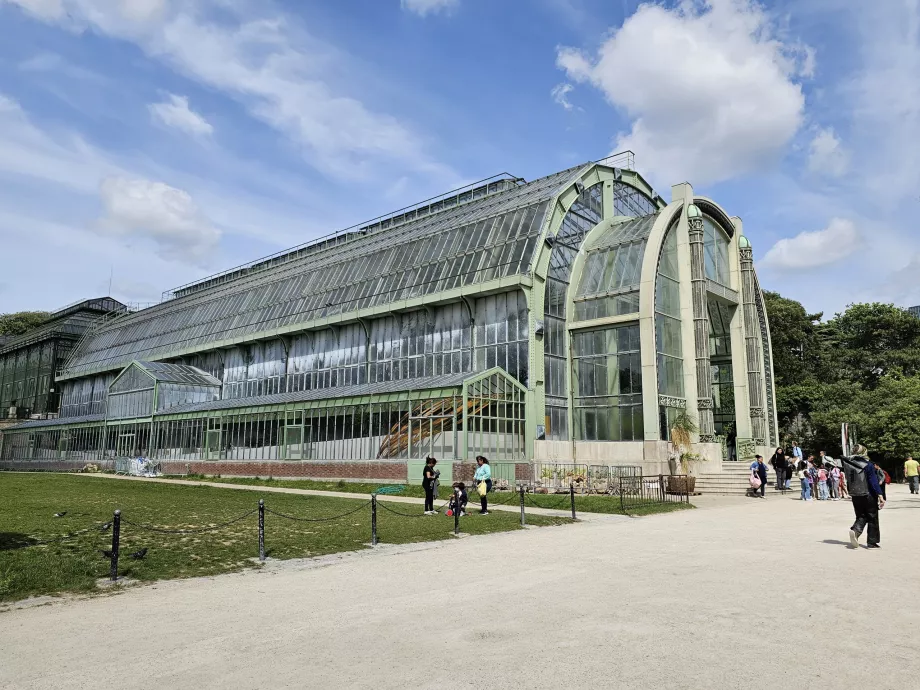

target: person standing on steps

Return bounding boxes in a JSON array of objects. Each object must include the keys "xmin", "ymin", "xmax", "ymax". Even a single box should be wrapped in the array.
[
  {"xmin": 770, "ymin": 447, "xmax": 788, "ymax": 492},
  {"xmin": 474, "ymin": 455, "xmax": 492, "ymax": 515},
  {"xmin": 843, "ymin": 445, "xmax": 884, "ymax": 549},
  {"xmin": 755, "ymin": 455, "xmax": 768, "ymax": 499},
  {"xmin": 905, "ymin": 455, "xmax": 920, "ymax": 494},
  {"xmin": 422, "ymin": 456, "xmax": 440, "ymax": 515}
]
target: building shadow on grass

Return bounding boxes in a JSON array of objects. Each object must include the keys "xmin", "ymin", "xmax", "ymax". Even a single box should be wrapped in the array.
[{"xmin": 0, "ymin": 533, "xmax": 38, "ymax": 551}]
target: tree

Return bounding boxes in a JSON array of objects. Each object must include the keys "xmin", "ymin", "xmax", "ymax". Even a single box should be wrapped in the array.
[
  {"xmin": 823, "ymin": 303, "xmax": 920, "ymax": 386},
  {"xmin": 764, "ymin": 293, "xmax": 920, "ymax": 471},
  {"xmin": 0, "ymin": 311, "xmax": 50, "ymax": 337},
  {"xmin": 762, "ymin": 291, "xmax": 829, "ymax": 387}
]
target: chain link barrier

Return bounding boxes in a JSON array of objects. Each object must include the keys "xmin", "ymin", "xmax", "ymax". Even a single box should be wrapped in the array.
[
  {"xmin": 484, "ymin": 491, "xmax": 520, "ymax": 507},
  {"xmin": 121, "ymin": 508, "xmax": 257, "ymax": 534},
  {"xmin": 524, "ymin": 493, "xmax": 573, "ymax": 511},
  {"xmin": 264, "ymin": 501, "xmax": 371, "ymax": 523}
]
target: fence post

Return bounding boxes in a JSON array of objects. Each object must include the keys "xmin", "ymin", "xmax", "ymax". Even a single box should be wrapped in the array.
[
  {"xmin": 371, "ymin": 494, "xmax": 378, "ymax": 546},
  {"xmin": 519, "ymin": 485, "xmax": 526, "ymax": 527},
  {"xmin": 570, "ymin": 482, "xmax": 576, "ymax": 520},
  {"xmin": 110, "ymin": 509, "xmax": 120, "ymax": 582},
  {"xmin": 258, "ymin": 499, "xmax": 265, "ymax": 562},
  {"xmin": 619, "ymin": 477, "xmax": 625, "ymax": 514},
  {"xmin": 453, "ymin": 489, "xmax": 460, "ymax": 536}
]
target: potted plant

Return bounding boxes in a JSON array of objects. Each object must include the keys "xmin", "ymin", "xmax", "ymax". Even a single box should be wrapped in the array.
[{"xmin": 668, "ymin": 411, "xmax": 699, "ymax": 495}]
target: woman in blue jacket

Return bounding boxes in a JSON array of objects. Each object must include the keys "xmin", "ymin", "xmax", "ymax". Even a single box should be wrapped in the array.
[{"xmin": 474, "ymin": 456, "xmax": 492, "ymax": 515}]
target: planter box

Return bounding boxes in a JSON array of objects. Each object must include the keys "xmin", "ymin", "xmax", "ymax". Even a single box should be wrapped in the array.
[{"xmin": 667, "ymin": 476, "xmax": 696, "ymax": 495}]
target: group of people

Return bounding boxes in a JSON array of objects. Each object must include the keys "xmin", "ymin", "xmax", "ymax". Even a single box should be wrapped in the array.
[
  {"xmin": 749, "ymin": 443, "xmax": 917, "ymax": 550},
  {"xmin": 422, "ymin": 455, "xmax": 493, "ymax": 517}
]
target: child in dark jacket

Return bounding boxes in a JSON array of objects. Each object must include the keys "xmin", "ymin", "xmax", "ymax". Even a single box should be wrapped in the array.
[{"xmin": 447, "ymin": 482, "xmax": 468, "ymax": 516}]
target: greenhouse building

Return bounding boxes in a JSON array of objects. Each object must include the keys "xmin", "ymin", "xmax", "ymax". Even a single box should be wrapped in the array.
[{"xmin": 0, "ymin": 157, "xmax": 778, "ymax": 483}]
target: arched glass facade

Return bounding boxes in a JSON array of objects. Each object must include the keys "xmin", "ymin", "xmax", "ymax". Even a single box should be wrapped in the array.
[
  {"xmin": 655, "ymin": 224, "xmax": 686, "ymax": 439},
  {"xmin": 543, "ymin": 183, "xmax": 658, "ymax": 441},
  {"xmin": 543, "ymin": 183, "xmax": 605, "ymax": 441},
  {"xmin": 1, "ymin": 162, "xmax": 779, "ymax": 475},
  {"xmin": 703, "ymin": 217, "xmax": 731, "ymax": 286}
]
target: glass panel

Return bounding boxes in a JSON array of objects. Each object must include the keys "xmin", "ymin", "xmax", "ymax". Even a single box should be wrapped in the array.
[
  {"xmin": 572, "ymin": 323, "xmax": 643, "ymax": 441},
  {"xmin": 655, "ymin": 225, "xmax": 685, "ymax": 401}
]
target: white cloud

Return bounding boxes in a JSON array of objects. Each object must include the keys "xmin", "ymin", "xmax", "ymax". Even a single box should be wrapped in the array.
[
  {"xmin": 4, "ymin": 0, "xmax": 452, "ymax": 182},
  {"xmin": 761, "ymin": 218, "xmax": 860, "ymax": 271},
  {"xmin": 149, "ymin": 94, "xmax": 213, "ymax": 137},
  {"xmin": 807, "ymin": 127, "xmax": 848, "ymax": 177},
  {"xmin": 96, "ymin": 176, "xmax": 221, "ymax": 262},
  {"xmin": 400, "ymin": 0, "xmax": 458, "ymax": 17},
  {"xmin": 556, "ymin": 0, "xmax": 810, "ymax": 185},
  {"xmin": 550, "ymin": 83, "xmax": 577, "ymax": 111}
]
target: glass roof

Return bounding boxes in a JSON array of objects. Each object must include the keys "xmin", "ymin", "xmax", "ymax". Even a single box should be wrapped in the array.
[
  {"xmin": 577, "ymin": 213, "xmax": 659, "ymax": 298},
  {"xmin": 133, "ymin": 361, "xmax": 222, "ymax": 386},
  {"xmin": 62, "ymin": 165, "xmax": 593, "ymax": 379}
]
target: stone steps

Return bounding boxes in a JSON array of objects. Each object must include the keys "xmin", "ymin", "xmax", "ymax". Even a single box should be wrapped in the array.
[{"xmin": 694, "ymin": 463, "xmax": 797, "ymax": 495}]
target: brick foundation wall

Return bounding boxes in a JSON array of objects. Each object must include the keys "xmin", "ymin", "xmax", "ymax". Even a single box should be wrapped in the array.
[{"xmin": 452, "ymin": 462, "xmax": 532, "ymax": 482}]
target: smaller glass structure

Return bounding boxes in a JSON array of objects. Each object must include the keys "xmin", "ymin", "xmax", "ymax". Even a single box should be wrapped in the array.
[{"xmin": 107, "ymin": 361, "xmax": 221, "ymax": 420}]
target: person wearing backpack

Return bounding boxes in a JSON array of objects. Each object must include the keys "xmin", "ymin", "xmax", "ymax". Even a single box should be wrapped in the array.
[
  {"xmin": 843, "ymin": 445, "xmax": 884, "ymax": 549},
  {"xmin": 873, "ymin": 462, "xmax": 889, "ymax": 501}
]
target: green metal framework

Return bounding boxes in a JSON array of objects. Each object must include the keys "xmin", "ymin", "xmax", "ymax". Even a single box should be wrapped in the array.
[{"xmin": 0, "ymin": 158, "xmax": 780, "ymax": 472}]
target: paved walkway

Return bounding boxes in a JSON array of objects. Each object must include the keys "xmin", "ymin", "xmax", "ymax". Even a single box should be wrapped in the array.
[{"xmin": 2, "ymin": 485, "xmax": 918, "ymax": 689}]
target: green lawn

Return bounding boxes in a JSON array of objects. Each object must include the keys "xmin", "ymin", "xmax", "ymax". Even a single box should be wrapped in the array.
[
  {"xmin": 0, "ymin": 473, "xmax": 568, "ymax": 603},
  {"xmin": 176, "ymin": 474, "xmax": 694, "ymax": 516}
]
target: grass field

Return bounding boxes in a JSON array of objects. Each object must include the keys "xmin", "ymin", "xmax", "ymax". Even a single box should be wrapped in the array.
[
  {"xmin": 0, "ymin": 473, "xmax": 568, "ymax": 603},
  {"xmin": 176, "ymin": 474, "xmax": 694, "ymax": 516}
]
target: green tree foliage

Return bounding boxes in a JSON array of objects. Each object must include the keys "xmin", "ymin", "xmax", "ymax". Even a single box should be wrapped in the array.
[
  {"xmin": 0, "ymin": 311, "xmax": 50, "ymax": 337},
  {"xmin": 764, "ymin": 294, "xmax": 920, "ymax": 473}
]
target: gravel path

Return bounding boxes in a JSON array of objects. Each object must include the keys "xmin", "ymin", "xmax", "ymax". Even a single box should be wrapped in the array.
[{"xmin": 2, "ymin": 485, "xmax": 917, "ymax": 690}]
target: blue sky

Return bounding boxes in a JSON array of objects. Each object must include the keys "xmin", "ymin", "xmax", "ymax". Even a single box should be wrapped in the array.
[{"xmin": 0, "ymin": 0, "xmax": 918, "ymax": 317}]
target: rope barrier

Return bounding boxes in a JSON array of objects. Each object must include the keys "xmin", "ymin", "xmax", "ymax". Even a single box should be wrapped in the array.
[
  {"xmin": 264, "ymin": 501, "xmax": 371, "ymax": 523},
  {"xmin": 122, "ymin": 508, "xmax": 257, "ymax": 534},
  {"xmin": 375, "ymin": 501, "xmax": 428, "ymax": 518},
  {"xmin": 484, "ymin": 491, "xmax": 520, "ymax": 506},
  {"xmin": 524, "ymin": 493, "xmax": 572, "ymax": 511}
]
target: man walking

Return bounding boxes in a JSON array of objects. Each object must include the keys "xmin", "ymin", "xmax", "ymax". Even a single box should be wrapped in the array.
[
  {"xmin": 905, "ymin": 455, "xmax": 920, "ymax": 494},
  {"xmin": 843, "ymin": 445, "xmax": 884, "ymax": 549}
]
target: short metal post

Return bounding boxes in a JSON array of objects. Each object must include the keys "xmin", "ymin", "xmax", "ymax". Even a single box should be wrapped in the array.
[
  {"xmin": 453, "ymin": 489, "xmax": 460, "ymax": 536},
  {"xmin": 570, "ymin": 482, "xmax": 576, "ymax": 520},
  {"xmin": 371, "ymin": 494, "xmax": 378, "ymax": 546},
  {"xmin": 110, "ymin": 510, "xmax": 121, "ymax": 581},
  {"xmin": 258, "ymin": 499, "xmax": 265, "ymax": 562},
  {"xmin": 519, "ymin": 485, "xmax": 526, "ymax": 527},
  {"xmin": 619, "ymin": 477, "xmax": 625, "ymax": 514},
  {"xmin": 659, "ymin": 474, "xmax": 665, "ymax": 503}
]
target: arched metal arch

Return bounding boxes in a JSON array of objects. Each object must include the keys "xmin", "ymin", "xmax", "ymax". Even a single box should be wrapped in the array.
[{"xmin": 693, "ymin": 197, "xmax": 736, "ymax": 239}]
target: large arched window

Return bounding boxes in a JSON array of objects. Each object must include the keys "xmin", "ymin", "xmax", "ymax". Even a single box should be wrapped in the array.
[
  {"xmin": 543, "ymin": 181, "xmax": 657, "ymax": 441},
  {"xmin": 655, "ymin": 224, "xmax": 685, "ymax": 438},
  {"xmin": 703, "ymin": 218, "xmax": 731, "ymax": 286}
]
